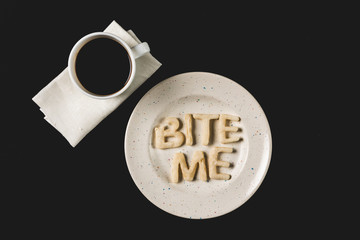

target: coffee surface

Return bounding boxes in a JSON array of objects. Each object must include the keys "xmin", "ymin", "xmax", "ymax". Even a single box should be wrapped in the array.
[{"xmin": 75, "ymin": 38, "xmax": 131, "ymax": 95}]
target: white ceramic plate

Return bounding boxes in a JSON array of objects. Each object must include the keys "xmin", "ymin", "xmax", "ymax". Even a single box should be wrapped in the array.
[{"xmin": 125, "ymin": 72, "xmax": 272, "ymax": 219}]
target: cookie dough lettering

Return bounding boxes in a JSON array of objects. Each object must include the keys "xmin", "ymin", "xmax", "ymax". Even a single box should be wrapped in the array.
[
  {"xmin": 219, "ymin": 114, "xmax": 241, "ymax": 144},
  {"xmin": 184, "ymin": 114, "xmax": 193, "ymax": 146},
  {"xmin": 170, "ymin": 146, "xmax": 232, "ymax": 182},
  {"xmin": 154, "ymin": 114, "xmax": 240, "ymax": 148},
  {"xmin": 153, "ymin": 113, "xmax": 241, "ymax": 183},
  {"xmin": 193, "ymin": 114, "xmax": 219, "ymax": 145},
  {"xmin": 171, "ymin": 151, "xmax": 207, "ymax": 183},
  {"xmin": 154, "ymin": 117, "xmax": 185, "ymax": 149},
  {"xmin": 209, "ymin": 146, "xmax": 232, "ymax": 180}
]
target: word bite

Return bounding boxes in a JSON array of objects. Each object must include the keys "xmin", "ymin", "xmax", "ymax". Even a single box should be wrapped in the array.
[{"xmin": 154, "ymin": 114, "xmax": 241, "ymax": 149}]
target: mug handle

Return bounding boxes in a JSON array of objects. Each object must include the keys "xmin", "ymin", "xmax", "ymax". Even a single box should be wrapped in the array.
[{"xmin": 131, "ymin": 42, "xmax": 150, "ymax": 59}]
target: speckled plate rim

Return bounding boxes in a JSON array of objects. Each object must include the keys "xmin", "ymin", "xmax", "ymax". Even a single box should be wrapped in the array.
[{"xmin": 125, "ymin": 72, "xmax": 272, "ymax": 219}]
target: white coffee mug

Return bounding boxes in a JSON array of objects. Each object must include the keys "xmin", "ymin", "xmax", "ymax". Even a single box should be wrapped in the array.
[{"xmin": 68, "ymin": 32, "xmax": 150, "ymax": 99}]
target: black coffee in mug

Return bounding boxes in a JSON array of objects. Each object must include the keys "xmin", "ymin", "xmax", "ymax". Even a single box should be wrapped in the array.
[{"xmin": 75, "ymin": 38, "xmax": 131, "ymax": 95}]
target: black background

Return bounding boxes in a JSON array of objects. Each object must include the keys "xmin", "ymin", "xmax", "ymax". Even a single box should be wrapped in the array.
[{"xmin": 2, "ymin": 1, "xmax": 355, "ymax": 238}]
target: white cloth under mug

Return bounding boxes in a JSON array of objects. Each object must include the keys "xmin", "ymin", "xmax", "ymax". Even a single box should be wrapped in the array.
[{"xmin": 32, "ymin": 20, "xmax": 162, "ymax": 147}]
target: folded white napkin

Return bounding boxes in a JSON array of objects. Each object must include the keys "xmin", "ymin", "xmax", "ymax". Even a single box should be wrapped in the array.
[{"xmin": 32, "ymin": 21, "xmax": 162, "ymax": 147}]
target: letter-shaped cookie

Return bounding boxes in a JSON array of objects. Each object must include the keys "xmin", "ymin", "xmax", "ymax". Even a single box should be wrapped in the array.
[
  {"xmin": 219, "ymin": 114, "xmax": 241, "ymax": 144},
  {"xmin": 184, "ymin": 114, "xmax": 193, "ymax": 146},
  {"xmin": 209, "ymin": 146, "xmax": 232, "ymax": 180},
  {"xmin": 154, "ymin": 117, "xmax": 185, "ymax": 149},
  {"xmin": 193, "ymin": 114, "xmax": 219, "ymax": 145},
  {"xmin": 171, "ymin": 151, "xmax": 207, "ymax": 183}
]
